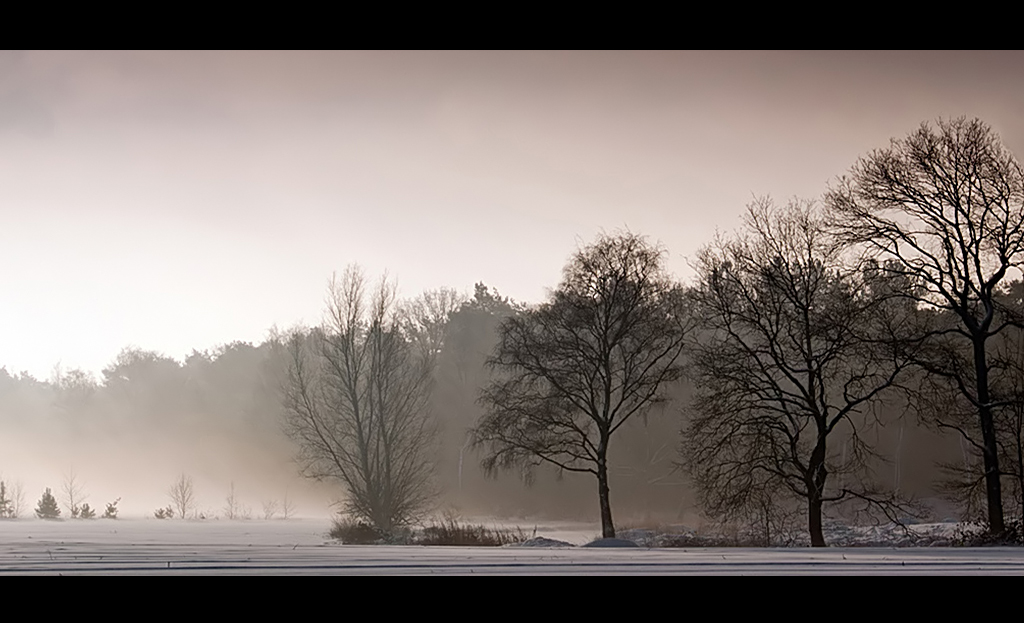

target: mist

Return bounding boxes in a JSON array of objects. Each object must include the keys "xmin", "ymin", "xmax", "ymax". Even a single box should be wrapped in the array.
[
  {"xmin": 2, "ymin": 51, "xmax": 1023, "ymax": 527},
  {"xmin": 0, "ymin": 287, "xmax": 966, "ymax": 526}
]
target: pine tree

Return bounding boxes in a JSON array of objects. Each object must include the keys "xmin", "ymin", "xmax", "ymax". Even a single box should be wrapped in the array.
[
  {"xmin": 102, "ymin": 498, "xmax": 120, "ymax": 519},
  {"xmin": 35, "ymin": 488, "xmax": 61, "ymax": 519},
  {"xmin": 0, "ymin": 481, "xmax": 13, "ymax": 519}
]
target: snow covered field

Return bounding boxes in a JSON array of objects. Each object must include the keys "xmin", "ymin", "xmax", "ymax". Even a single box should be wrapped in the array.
[{"xmin": 1, "ymin": 518, "xmax": 1023, "ymax": 575}]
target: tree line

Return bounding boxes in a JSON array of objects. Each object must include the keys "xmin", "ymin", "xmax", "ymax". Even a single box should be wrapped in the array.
[
  {"xmin": 3, "ymin": 116, "xmax": 1021, "ymax": 546},
  {"xmin": 282, "ymin": 117, "xmax": 1024, "ymax": 546}
]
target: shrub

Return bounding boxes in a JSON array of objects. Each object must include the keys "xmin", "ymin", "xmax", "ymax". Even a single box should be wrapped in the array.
[
  {"xmin": 35, "ymin": 488, "xmax": 61, "ymax": 519},
  {"xmin": 952, "ymin": 520, "xmax": 1024, "ymax": 546},
  {"xmin": 223, "ymin": 483, "xmax": 252, "ymax": 520},
  {"xmin": 103, "ymin": 498, "xmax": 120, "ymax": 519},
  {"xmin": 79, "ymin": 503, "xmax": 96, "ymax": 519},
  {"xmin": 262, "ymin": 499, "xmax": 279, "ymax": 520},
  {"xmin": 0, "ymin": 481, "xmax": 13, "ymax": 519},
  {"xmin": 416, "ymin": 515, "xmax": 531, "ymax": 546},
  {"xmin": 154, "ymin": 506, "xmax": 174, "ymax": 519},
  {"xmin": 329, "ymin": 516, "xmax": 388, "ymax": 544}
]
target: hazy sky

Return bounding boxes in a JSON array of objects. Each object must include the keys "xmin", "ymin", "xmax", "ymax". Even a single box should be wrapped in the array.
[{"xmin": 3, "ymin": 50, "xmax": 1024, "ymax": 380}]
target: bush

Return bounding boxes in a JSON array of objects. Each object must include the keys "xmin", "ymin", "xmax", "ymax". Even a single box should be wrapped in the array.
[
  {"xmin": 35, "ymin": 488, "xmax": 61, "ymax": 519},
  {"xmin": 0, "ymin": 481, "xmax": 13, "ymax": 519},
  {"xmin": 261, "ymin": 499, "xmax": 279, "ymax": 520},
  {"xmin": 103, "ymin": 498, "xmax": 120, "ymax": 519},
  {"xmin": 329, "ymin": 516, "xmax": 389, "ymax": 544},
  {"xmin": 952, "ymin": 520, "xmax": 1024, "ymax": 546},
  {"xmin": 154, "ymin": 506, "xmax": 174, "ymax": 519},
  {"xmin": 416, "ymin": 516, "xmax": 531, "ymax": 546},
  {"xmin": 79, "ymin": 503, "xmax": 96, "ymax": 519}
]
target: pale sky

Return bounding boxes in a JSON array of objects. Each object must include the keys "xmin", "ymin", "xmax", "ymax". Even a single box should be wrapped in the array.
[{"xmin": 3, "ymin": 50, "xmax": 1024, "ymax": 380}]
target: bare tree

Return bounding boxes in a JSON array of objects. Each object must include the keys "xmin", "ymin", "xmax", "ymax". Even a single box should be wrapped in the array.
[
  {"xmin": 826, "ymin": 117, "xmax": 1024, "ymax": 536},
  {"xmin": 224, "ymin": 482, "xmax": 242, "ymax": 520},
  {"xmin": 281, "ymin": 491, "xmax": 296, "ymax": 520},
  {"xmin": 473, "ymin": 232, "xmax": 690, "ymax": 538},
  {"xmin": 61, "ymin": 468, "xmax": 86, "ymax": 519},
  {"xmin": 283, "ymin": 266, "xmax": 439, "ymax": 535},
  {"xmin": 402, "ymin": 287, "xmax": 467, "ymax": 363},
  {"xmin": 683, "ymin": 198, "xmax": 913, "ymax": 546},
  {"xmin": 9, "ymin": 480, "xmax": 25, "ymax": 518},
  {"xmin": 168, "ymin": 473, "xmax": 197, "ymax": 520},
  {"xmin": 261, "ymin": 499, "xmax": 279, "ymax": 520}
]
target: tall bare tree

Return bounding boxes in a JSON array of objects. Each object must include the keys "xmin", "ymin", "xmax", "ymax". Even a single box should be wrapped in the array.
[
  {"xmin": 61, "ymin": 468, "xmax": 86, "ymax": 519},
  {"xmin": 224, "ymin": 482, "xmax": 251, "ymax": 519},
  {"xmin": 8, "ymin": 480, "xmax": 25, "ymax": 519},
  {"xmin": 683, "ymin": 198, "xmax": 912, "ymax": 547},
  {"xmin": 283, "ymin": 267, "xmax": 439, "ymax": 535},
  {"xmin": 826, "ymin": 117, "xmax": 1024, "ymax": 536},
  {"xmin": 168, "ymin": 473, "xmax": 197, "ymax": 520},
  {"xmin": 473, "ymin": 232, "xmax": 689, "ymax": 538}
]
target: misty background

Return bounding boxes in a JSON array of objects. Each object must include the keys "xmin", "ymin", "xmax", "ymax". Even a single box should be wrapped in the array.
[{"xmin": 0, "ymin": 50, "xmax": 1018, "ymax": 521}]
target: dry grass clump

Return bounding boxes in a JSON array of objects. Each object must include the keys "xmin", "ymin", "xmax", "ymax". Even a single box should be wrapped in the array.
[
  {"xmin": 329, "ymin": 516, "xmax": 389, "ymax": 544},
  {"xmin": 951, "ymin": 520, "xmax": 1024, "ymax": 547},
  {"xmin": 416, "ymin": 515, "xmax": 532, "ymax": 546},
  {"xmin": 328, "ymin": 512, "xmax": 536, "ymax": 546}
]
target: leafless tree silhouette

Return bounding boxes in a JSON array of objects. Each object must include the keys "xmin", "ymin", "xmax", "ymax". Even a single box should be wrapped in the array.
[
  {"xmin": 168, "ymin": 473, "xmax": 197, "ymax": 520},
  {"xmin": 283, "ymin": 267, "xmax": 440, "ymax": 535},
  {"xmin": 261, "ymin": 499, "xmax": 279, "ymax": 520},
  {"xmin": 473, "ymin": 232, "xmax": 689, "ymax": 538},
  {"xmin": 683, "ymin": 198, "xmax": 913, "ymax": 546},
  {"xmin": 827, "ymin": 117, "xmax": 1024, "ymax": 536},
  {"xmin": 61, "ymin": 468, "xmax": 86, "ymax": 519}
]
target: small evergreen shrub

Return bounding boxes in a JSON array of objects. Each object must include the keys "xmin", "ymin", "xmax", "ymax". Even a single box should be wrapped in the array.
[
  {"xmin": 103, "ymin": 498, "xmax": 120, "ymax": 519},
  {"xmin": 35, "ymin": 488, "xmax": 61, "ymax": 519},
  {"xmin": 0, "ymin": 481, "xmax": 13, "ymax": 519}
]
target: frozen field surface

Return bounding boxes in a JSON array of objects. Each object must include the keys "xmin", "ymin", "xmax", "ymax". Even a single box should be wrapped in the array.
[{"xmin": 1, "ymin": 519, "xmax": 1023, "ymax": 575}]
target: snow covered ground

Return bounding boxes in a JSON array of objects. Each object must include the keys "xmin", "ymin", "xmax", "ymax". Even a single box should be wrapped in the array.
[{"xmin": 1, "ymin": 518, "xmax": 1022, "ymax": 574}]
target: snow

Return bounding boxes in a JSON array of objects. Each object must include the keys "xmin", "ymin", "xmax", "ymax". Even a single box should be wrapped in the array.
[
  {"xmin": 0, "ymin": 518, "xmax": 1022, "ymax": 574},
  {"xmin": 514, "ymin": 537, "xmax": 575, "ymax": 548},
  {"xmin": 581, "ymin": 537, "xmax": 640, "ymax": 548}
]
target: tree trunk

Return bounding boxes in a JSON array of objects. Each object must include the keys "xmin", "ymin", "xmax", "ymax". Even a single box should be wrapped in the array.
[
  {"xmin": 974, "ymin": 339, "xmax": 1006, "ymax": 536},
  {"xmin": 808, "ymin": 494, "xmax": 825, "ymax": 547},
  {"xmin": 1017, "ymin": 430, "xmax": 1023, "ymax": 525},
  {"xmin": 808, "ymin": 434, "xmax": 827, "ymax": 547},
  {"xmin": 596, "ymin": 456, "xmax": 615, "ymax": 538},
  {"xmin": 1011, "ymin": 387, "xmax": 1024, "ymax": 525}
]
